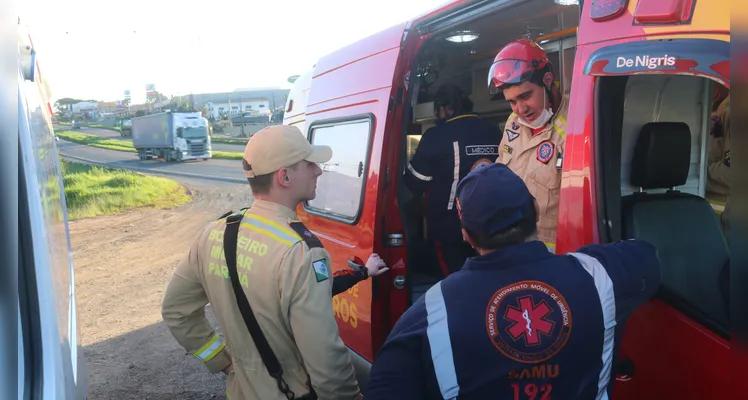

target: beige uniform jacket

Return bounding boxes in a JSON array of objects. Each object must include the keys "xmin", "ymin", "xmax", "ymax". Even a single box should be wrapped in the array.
[
  {"xmin": 495, "ymin": 95, "xmax": 569, "ymax": 252},
  {"xmin": 161, "ymin": 199, "xmax": 360, "ymax": 400}
]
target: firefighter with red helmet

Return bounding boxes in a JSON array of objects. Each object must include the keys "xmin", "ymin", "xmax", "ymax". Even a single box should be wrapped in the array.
[{"xmin": 487, "ymin": 38, "xmax": 568, "ymax": 253}]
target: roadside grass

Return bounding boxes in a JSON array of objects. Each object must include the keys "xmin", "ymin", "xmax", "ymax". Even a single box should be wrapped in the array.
[
  {"xmin": 83, "ymin": 123, "xmax": 122, "ymax": 132},
  {"xmin": 211, "ymin": 137, "xmax": 248, "ymax": 146},
  {"xmin": 56, "ymin": 130, "xmax": 243, "ymax": 160},
  {"xmin": 212, "ymin": 151, "xmax": 243, "ymax": 160},
  {"xmin": 61, "ymin": 161, "xmax": 191, "ymax": 220},
  {"xmin": 57, "ymin": 130, "xmax": 136, "ymax": 152}
]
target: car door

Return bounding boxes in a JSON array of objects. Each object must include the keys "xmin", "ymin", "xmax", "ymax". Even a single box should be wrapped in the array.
[
  {"xmin": 577, "ymin": 38, "xmax": 732, "ymax": 399},
  {"xmin": 299, "ymin": 21, "xmax": 408, "ymax": 364}
]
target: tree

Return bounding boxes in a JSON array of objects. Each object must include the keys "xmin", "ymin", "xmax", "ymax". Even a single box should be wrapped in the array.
[{"xmin": 53, "ymin": 97, "xmax": 83, "ymax": 114}]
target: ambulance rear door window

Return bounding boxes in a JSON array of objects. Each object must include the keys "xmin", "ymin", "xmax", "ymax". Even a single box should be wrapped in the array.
[{"xmin": 305, "ymin": 116, "xmax": 374, "ymax": 223}]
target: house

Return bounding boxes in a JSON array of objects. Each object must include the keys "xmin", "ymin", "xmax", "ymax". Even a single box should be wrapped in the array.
[{"xmin": 172, "ymin": 88, "xmax": 290, "ymax": 120}]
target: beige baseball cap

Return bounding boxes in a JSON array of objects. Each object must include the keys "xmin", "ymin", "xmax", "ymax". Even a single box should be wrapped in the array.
[{"xmin": 242, "ymin": 124, "xmax": 332, "ymax": 179}]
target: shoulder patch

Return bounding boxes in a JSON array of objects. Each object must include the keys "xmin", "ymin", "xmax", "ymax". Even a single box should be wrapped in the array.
[
  {"xmin": 289, "ymin": 221, "xmax": 324, "ymax": 249},
  {"xmin": 511, "ymin": 120, "xmax": 520, "ymax": 131},
  {"xmin": 312, "ymin": 259, "xmax": 329, "ymax": 282},
  {"xmin": 536, "ymin": 141, "xmax": 554, "ymax": 164},
  {"xmin": 502, "ymin": 144, "xmax": 513, "ymax": 154},
  {"xmin": 505, "ymin": 129, "xmax": 520, "ymax": 142}
]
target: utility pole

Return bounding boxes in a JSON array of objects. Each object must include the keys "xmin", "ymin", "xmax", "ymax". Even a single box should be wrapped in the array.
[{"xmin": 240, "ymin": 93, "xmax": 247, "ymax": 137}]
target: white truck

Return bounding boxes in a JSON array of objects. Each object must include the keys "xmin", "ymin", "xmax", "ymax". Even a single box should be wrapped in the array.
[{"xmin": 131, "ymin": 111, "xmax": 212, "ymax": 162}]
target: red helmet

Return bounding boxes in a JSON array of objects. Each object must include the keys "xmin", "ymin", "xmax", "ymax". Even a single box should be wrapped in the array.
[{"xmin": 487, "ymin": 38, "xmax": 551, "ymax": 95}]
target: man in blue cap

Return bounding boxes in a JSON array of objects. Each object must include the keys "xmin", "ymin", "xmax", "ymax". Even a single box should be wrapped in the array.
[{"xmin": 365, "ymin": 163, "xmax": 662, "ymax": 400}]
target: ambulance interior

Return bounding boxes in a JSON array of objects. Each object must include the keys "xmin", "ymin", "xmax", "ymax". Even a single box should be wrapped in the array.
[
  {"xmin": 595, "ymin": 75, "xmax": 731, "ymax": 330},
  {"xmin": 399, "ymin": 0, "xmax": 580, "ymax": 303}
]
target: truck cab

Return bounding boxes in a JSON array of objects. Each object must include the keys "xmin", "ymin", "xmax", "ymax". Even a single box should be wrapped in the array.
[{"xmin": 283, "ymin": 0, "xmax": 730, "ymax": 397}]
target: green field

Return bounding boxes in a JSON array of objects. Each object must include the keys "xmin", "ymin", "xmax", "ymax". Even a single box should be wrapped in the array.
[
  {"xmin": 57, "ymin": 130, "xmax": 136, "ymax": 152},
  {"xmin": 55, "ymin": 130, "xmax": 243, "ymax": 160},
  {"xmin": 62, "ymin": 161, "xmax": 191, "ymax": 220},
  {"xmin": 211, "ymin": 137, "xmax": 248, "ymax": 146}
]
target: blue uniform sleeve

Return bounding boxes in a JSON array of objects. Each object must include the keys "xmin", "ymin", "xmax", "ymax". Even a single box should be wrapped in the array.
[
  {"xmin": 576, "ymin": 239, "xmax": 662, "ymax": 322},
  {"xmin": 331, "ymin": 268, "xmax": 367, "ymax": 296},
  {"xmin": 405, "ymin": 127, "xmax": 437, "ymax": 195},
  {"xmin": 365, "ymin": 296, "xmax": 428, "ymax": 400}
]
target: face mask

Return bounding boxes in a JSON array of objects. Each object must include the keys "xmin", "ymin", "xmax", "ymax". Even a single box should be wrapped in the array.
[{"xmin": 517, "ymin": 87, "xmax": 553, "ymax": 129}]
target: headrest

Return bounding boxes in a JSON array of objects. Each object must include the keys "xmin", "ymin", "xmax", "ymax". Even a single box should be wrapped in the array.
[{"xmin": 630, "ymin": 122, "xmax": 691, "ymax": 190}]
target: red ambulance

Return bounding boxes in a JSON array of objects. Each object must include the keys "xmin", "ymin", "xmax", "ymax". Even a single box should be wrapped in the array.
[{"xmin": 282, "ymin": 1, "xmax": 730, "ymax": 398}]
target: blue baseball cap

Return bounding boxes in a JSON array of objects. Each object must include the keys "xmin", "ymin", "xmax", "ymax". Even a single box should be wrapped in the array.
[{"xmin": 456, "ymin": 163, "xmax": 535, "ymax": 237}]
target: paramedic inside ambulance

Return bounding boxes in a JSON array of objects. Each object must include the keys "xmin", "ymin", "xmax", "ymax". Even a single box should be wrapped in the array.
[
  {"xmin": 488, "ymin": 38, "xmax": 568, "ymax": 253},
  {"xmin": 404, "ymin": 83, "xmax": 503, "ymax": 276}
]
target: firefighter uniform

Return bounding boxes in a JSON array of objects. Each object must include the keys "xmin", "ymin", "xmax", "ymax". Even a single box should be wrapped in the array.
[
  {"xmin": 162, "ymin": 124, "xmax": 361, "ymax": 400},
  {"xmin": 405, "ymin": 113, "xmax": 503, "ymax": 275},
  {"xmin": 496, "ymin": 95, "xmax": 569, "ymax": 253},
  {"xmin": 706, "ymin": 94, "xmax": 730, "ymax": 242},
  {"xmin": 366, "ymin": 163, "xmax": 662, "ymax": 400}
]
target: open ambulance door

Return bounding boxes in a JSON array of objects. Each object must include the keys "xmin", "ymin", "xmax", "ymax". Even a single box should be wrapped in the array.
[
  {"xmin": 393, "ymin": 0, "xmax": 580, "ymax": 313},
  {"xmin": 296, "ymin": 21, "xmax": 409, "ymax": 384},
  {"xmin": 580, "ymin": 38, "xmax": 731, "ymax": 399}
]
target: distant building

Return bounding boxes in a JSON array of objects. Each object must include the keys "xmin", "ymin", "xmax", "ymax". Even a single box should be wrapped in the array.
[
  {"xmin": 173, "ymin": 88, "xmax": 289, "ymax": 120},
  {"xmin": 71, "ymin": 101, "xmax": 99, "ymax": 120}
]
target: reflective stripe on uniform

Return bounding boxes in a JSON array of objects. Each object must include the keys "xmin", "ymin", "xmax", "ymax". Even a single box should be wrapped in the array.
[
  {"xmin": 425, "ymin": 281, "xmax": 460, "ymax": 399},
  {"xmin": 193, "ymin": 333, "xmax": 226, "ymax": 363},
  {"xmin": 447, "ymin": 141, "xmax": 460, "ymax": 210},
  {"xmin": 408, "ymin": 162, "xmax": 433, "ymax": 181},
  {"xmin": 708, "ymin": 199, "xmax": 726, "ymax": 214},
  {"xmin": 544, "ymin": 242, "xmax": 556, "ymax": 254},
  {"xmin": 446, "ymin": 114, "xmax": 480, "ymax": 123},
  {"xmin": 553, "ymin": 115, "xmax": 566, "ymax": 139},
  {"xmin": 568, "ymin": 252, "xmax": 616, "ymax": 400},
  {"xmin": 240, "ymin": 214, "xmax": 301, "ymax": 246}
]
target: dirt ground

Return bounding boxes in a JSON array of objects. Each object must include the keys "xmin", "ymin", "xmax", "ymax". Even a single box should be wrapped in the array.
[{"xmin": 73, "ymin": 186, "xmax": 252, "ymax": 399}]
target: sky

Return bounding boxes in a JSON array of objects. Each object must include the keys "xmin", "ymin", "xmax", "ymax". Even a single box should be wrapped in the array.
[{"xmin": 20, "ymin": 0, "xmax": 447, "ymax": 104}]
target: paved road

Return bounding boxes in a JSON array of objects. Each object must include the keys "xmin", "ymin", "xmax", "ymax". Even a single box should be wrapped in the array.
[
  {"xmin": 73, "ymin": 126, "xmax": 246, "ymax": 153},
  {"xmin": 57, "ymin": 139, "xmax": 245, "ymax": 189}
]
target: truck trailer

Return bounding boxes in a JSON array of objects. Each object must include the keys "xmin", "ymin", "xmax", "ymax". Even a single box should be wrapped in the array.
[{"xmin": 131, "ymin": 111, "xmax": 212, "ymax": 161}]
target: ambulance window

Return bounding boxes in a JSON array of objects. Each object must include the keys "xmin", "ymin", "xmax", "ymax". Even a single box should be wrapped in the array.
[
  {"xmin": 596, "ymin": 74, "xmax": 730, "ymax": 333},
  {"xmin": 306, "ymin": 117, "xmax": 372, "ymax": 222}
]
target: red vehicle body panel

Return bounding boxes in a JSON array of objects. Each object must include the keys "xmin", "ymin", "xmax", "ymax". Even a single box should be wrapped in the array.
[
  {"xmin": 293, "ymin": 0, "xmax": 731, "ymax": 396},
  {"xmin": 300, "ymin": 22, "xmax": 407, "ymax": 361},
  {"xmin": 563, "ymin": 1, "xmax": 730, "ymax": 398}
]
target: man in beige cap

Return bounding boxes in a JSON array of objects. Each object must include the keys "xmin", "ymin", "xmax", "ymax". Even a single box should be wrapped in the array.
[{"xmin": 161, "ymin": 125, "xmax": 387, "ymax": 400}]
